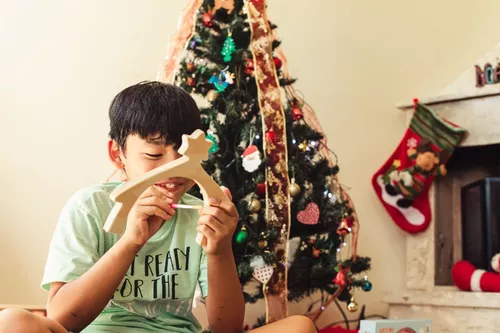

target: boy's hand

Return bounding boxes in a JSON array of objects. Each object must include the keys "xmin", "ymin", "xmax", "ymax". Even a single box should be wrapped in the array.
[
  {"xmin": 197, "ymin": 187, "xmax": 239, "ymax": 255},
  {"xmin": 123, "ymin": 186, "xmax": 176, "ymax": 249}
]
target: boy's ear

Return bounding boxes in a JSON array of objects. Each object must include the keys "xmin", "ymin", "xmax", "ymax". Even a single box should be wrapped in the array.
[{"xmin": 108, "ymin": 139, "xmax": 124, "ymax": 168}]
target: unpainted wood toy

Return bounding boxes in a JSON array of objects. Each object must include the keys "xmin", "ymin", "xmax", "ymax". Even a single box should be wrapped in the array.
[{"xmin": 103, "ymin": 129, "xmax": 230, "ymax": 246}]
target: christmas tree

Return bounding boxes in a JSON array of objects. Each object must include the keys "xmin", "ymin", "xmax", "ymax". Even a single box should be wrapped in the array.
[{"xmin": 157, "ymin": 0, "xmax": 371, "ymax": 327}]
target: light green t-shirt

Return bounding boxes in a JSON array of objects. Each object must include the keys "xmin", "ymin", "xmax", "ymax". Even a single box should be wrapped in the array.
[{"xmin": 41, "ymin": 182, "xmax": 208, "ymax": 333}]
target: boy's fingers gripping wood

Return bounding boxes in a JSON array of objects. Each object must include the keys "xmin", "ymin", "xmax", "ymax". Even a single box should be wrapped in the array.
[{"xmin": 137, "ymin": 195, "xmax": 175, "ymax": 217}]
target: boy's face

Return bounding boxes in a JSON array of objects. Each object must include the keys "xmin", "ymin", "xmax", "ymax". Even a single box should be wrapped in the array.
[{"xmin": 108, "ymin": 133, "xmax": 195, "ymax": 204}]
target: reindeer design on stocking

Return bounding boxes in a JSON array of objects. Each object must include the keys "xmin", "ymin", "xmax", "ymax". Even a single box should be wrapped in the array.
[{"xmin": 103, "ymin": 129, "xmax": 230, "ymax": 247}]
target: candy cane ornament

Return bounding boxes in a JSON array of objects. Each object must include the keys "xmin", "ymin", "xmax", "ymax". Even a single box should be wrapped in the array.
[{"xmin": 103, "ymin": 129, "xmax": 230, "ymax": 247}]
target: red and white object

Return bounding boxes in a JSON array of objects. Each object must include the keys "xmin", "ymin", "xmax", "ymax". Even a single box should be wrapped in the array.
[
  {"xmin": 491, "ymin": 253, "xmax": 500, "ymax": 273},
  {"xmin": 241, "ymin": 145, "xmax": 262, "ymax": 172},
  {"xmin": 451, "ymin": 259, "xmax": 500, "ymax": 292}
]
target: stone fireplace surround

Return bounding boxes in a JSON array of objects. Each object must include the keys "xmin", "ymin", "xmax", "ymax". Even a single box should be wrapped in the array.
[{"xmin": 383, "ymin": 78, "xmax": 500, "ymax": 331}]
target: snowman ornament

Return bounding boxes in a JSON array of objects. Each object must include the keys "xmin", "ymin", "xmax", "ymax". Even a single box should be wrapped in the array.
[{"xmin": 242, "ymin": 145, "xmax": 262, "ymax": 172}]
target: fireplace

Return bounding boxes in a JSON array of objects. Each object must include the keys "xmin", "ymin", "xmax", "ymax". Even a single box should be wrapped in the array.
[
  {"xmin": 434, "ymin": 144, "xmax": 500, "ymax": 286},
  {"xmin": 381, "ymin": 44, "xmax": 500, "ymax": 331}
]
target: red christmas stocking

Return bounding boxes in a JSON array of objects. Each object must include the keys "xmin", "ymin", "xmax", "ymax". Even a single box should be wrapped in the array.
[{"xmin": 371, "ymin": 102, "xmax": 467, "ymax": 233}]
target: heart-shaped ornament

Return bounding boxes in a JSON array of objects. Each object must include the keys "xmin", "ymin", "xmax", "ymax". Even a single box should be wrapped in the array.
[
  {"xmin": 253, "ymin": 265, "xmax": 274, "ymax": 284},
  {"xmin": 297, "ymin": 202, "xmax": 320, "ymax": 225},
  {"xmin": 250, "ymin": 256, "xmax": 274, "ymax": 284}
]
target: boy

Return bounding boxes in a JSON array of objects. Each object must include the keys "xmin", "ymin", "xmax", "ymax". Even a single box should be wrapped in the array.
[{"xmin": 0, "ymin": 82, "xmax": 316, "ymax": 333}]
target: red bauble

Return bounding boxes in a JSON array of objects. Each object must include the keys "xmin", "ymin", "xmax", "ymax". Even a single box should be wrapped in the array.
[
  {"xmin": 256, "ymin": 182, "xmax": 266, "ymax": 197},
  {"xmin": 202, "ymin": 13, "xmax": 213, "ymax": 27},
  {"xmin": 245, "ymin": 59, "xmax": 255, "ymax": 75},
  {"xmin": 187, "ymin": 77, "xmax": 196, "ymax": 87},
  {"xmin": 251, "ymin": 0, "xmax": 264, "ymax": 5},
  {"xmin": 265, "ymin": 130, "xmax": 276, "ymax": 143},
  {"xmin": 291, "ymin": 106, "xmax": 303, "ymax": 121},
  {"xmin": 273, "ymin": 57, "xmax": 282, "ymax": 70},
  {"xmin": 186, "ymin": 62, "xmax": 196, "ymax": 72}
]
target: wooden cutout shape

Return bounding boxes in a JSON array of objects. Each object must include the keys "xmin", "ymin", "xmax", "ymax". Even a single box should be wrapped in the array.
[{"xmin": 103, "ymin": 129, "xmax": 230, "ymax": 246}]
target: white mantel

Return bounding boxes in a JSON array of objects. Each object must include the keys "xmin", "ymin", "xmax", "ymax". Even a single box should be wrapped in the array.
[{"xmin": 383, "ymin": 42, "xmax": 500, "ymax": 333}]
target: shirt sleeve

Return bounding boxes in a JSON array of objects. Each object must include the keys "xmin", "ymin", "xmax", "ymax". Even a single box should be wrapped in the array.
[
  {"xmin": 197, "ymin": 249, "xmax": 208, "ymax": 298},
  {"xmin": 41, "ymin": 198, "xmax": 101, "ymax": 291}
]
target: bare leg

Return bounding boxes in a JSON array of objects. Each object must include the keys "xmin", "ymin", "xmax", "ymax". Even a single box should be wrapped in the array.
[
  {"xmin": 248, "ymin": 315, "xmax": 317, "ymax": 333},
  {"xmin": 0, "ymin": 308, "xmax": 68, "ymax": 333}
]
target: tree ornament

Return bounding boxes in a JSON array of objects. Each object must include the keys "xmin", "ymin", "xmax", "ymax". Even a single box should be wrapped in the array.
[
  {"xmin": 208, "ymin": 69, "xmax": 235, "ymax": 92},
  {"xmin": 289, "ymin": 178, "xmax": 301, "ymax": 197},
  {"xmin": 297, "ymin": 202, "xmax": 320, "ymax": 225},
  {"xmin": 241, "ymin": 145, "xmax": 262, "ymax": 172},
  {"xmin": 256, "ymin": 182, "xmax": 266, "ymax": 197},
  {"xmin": 245, "ymin": 59, "xmax": 255, "ymax": 75},
  {"xmin": 221, "ymin": 32, "xmax": 236, "ymax": 62},
  {"xmin": 207, "ymin": 89, "xmax": 219, "ymax": 102},
  {"xmin": 258, "ymin": 239, "xmax": 268, "ymax": 249},
  {"xmin": 206, "ymin": 133, "xmax": 219, "ymax": 153},
  {"xmin": 187, "ymin": 77, "xmax": 196, "ymax": 87},
  {"xmin": 273, "ymin": 56, "xmax": 282, "ymax": 70},
  {"xmin": 186, "ymin": 62, "xmax": 196, "ymax": 72},
  {"xmin": 291, "ymin": 106, "xmax": 303, "ymax": 121},
  {"xmin": 249, "ymin": 198, "xmax": 261, "ymax": 213},
  {"xmin": 312, "ymin": 248, "xmax": 321, "ymax": 258},
  {"xmin": 235, "ymin": 225, "xmax": 249, "ymax": 244},
  {"xmin": 347, "ymin": 298, "xmax": 358, "ymax": 312},
  {"xmin": 250, "ymin": 256, "xmax": 273, "ymax": 284},
  {"xmin": 298, "ymin": 142, "xmax": 307, "ymax": 151},
  {"xmin": 336, "ymin": 219, "xmax": 351, "ymax": 236},
  {"xmin": 202, "ymin": 12, "xmax": 213, "ymax": 27},
  {"xmin": 362, "ymin": 276, "xmax": 373, "ymax": 292},
  {"xmin": 265, "ymin": 130, "xmax": 276, "ymax": 143}
]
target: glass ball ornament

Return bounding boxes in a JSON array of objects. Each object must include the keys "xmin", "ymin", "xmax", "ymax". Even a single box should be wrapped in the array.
[
  {"xmin": 362, "ymin": 276, "xmax": 372, "ymax": 292},
  {"xmin": 289, "ymin": 180, "xmax": 300, "ymax": 197},
  {"xmin": 347, "ymin": 298, "xmax": 358, "ymax": 312},
  {"xmin": 249, "ymin": 198, "xmax": 261, "ymax": 213},
  {"xmin": 258, "ymin": 239, "xmax": 268, "ymax": 249},
  {"xmin": 207, "ymin": 90, "xmax": 219, "ymax": 102},
  {"xmin": 235, "ymin": 226, "xmax": 249, "ymax": 244}
]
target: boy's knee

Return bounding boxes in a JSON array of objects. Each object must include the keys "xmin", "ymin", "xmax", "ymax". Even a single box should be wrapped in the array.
[
  {"xmin": 0, "ymin": 308, "xmax": 56, "ymax": 333},
  {"xmin": 287, "ymin": 315, "xmax": 317, "ymax": 333}
]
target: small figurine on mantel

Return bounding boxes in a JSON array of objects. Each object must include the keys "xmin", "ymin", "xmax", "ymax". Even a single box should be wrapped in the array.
[{"xmin": 371, "ymin": 100, "xmax": 468, "ymax": 234}]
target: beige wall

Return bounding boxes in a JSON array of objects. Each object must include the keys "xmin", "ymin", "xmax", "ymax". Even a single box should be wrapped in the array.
[{"xmin": 1, "ymin": 0, "xmax": 500, "ymax": 327}]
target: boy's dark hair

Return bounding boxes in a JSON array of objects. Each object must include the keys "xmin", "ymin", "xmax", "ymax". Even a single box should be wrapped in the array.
[{"xmin": 108, "ymin": 81, "xmax": 201, "ymax": 150}]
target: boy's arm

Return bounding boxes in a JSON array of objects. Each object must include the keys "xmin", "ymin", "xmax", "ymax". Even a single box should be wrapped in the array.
[
  {"xmin": 47, "ymin": 237, "xmax": 140, "ymax": 332},
  {"xmin": 205, "ymin": 250, "xmax": 245, "ymax": 333},
  {"xmin": 197, "ymin": 189, "xmax": 244, "ymax": 333}
]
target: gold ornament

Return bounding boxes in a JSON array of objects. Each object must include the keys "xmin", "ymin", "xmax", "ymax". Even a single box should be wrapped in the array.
[
  {"xmin": 298, "ymin": 142, "xmax": 307, "ymax": 151},
  {"xmin": 289, "ymin": 179, "xmax": 301, "ymax": 197},
  {"xmin": 258, "ymin": 239, "xmax": 268, "ymax": 249},
  {"xmin": 347, "ymin": 298, "xmax": 358, "ymax": 312},
  {"xmin": 207, "ymin": 89, "xmax": 219, "ymax": 102},
  {"xmin": 249, "ymin": 198, "xmax": 261, "ymax": 213}
]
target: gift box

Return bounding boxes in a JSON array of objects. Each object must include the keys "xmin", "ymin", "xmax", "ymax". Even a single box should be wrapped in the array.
[{"xmin": 359, "ymin": 319, "xmax": 431, "ymax": 333}]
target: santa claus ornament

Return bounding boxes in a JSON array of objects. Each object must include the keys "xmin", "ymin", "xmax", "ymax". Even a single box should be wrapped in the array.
[
  {"xmin": 451, "ymin": 254, "xmax": 500, "ymax": 292},
  {"xmin": 241, "ymin": 145, "xmax": 262, "ymax": 172}
]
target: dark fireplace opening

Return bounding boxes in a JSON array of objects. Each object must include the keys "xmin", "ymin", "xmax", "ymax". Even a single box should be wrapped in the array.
[
  {"xmin": 461, "ymin": 177, "xmax": 500, "ymax": 272},
  {"xmin": 434, "ymin": 143, "xmax": 500, "ymax": 286}
]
